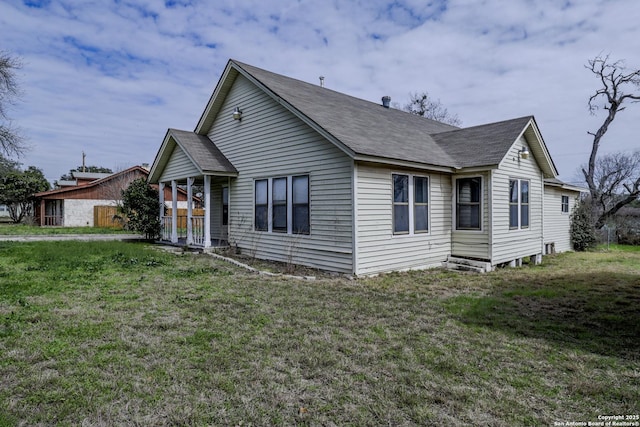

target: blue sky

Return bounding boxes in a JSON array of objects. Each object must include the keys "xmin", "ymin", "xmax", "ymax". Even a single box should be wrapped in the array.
[{"xmin": 1, "ymin": 0, "xmax": 639, "ymax": 183}]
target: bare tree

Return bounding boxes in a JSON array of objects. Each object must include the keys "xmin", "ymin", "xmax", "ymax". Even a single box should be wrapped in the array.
[
  {"xmin": 0, "ymin": 51, "xmax": 25, "ymax": 157},
  {"xmin": 582, "ymin": 55, "xmax": 640, "ymax": 229},
  {"xmin": 401, "ymin": 91, "xmax": 461, "ymax": 126}
]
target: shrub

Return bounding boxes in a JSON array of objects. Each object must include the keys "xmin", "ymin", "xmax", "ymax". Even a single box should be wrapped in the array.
[
  {"xmin": 570, "ymin": 199, "xmax": 597, "ymax": 251},
  {"xmin": 120, "ymin": 178, "xmax": 161, "ymax": 240}
]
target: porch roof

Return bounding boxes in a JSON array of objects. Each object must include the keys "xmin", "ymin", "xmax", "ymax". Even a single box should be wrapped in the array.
[{"xmin": 149, "ymin": 128, "xmax": 238, "ymax": 183}]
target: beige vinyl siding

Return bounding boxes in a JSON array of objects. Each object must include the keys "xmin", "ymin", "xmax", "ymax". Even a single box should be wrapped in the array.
[
  {"xmin": 206, "ymin": 75, "xmax": 353, "ymax": 273},
  {"xmin": 451, "ymin": 172, "xmax": 491, "ymax": 260},
  {"xmin": 491, "ymin": 136, "xmax": 544, "ymax": 264},
  {"xmin": 543, "ymin": 186, "xmax": 577, "ymax": 253},
  {"xmin": 158, "ymin": 145, "xmax": 200, "ymax": 183},
  {"xmin": 355, "ymin": 163, "xmax": 452, "ymax": 275}
]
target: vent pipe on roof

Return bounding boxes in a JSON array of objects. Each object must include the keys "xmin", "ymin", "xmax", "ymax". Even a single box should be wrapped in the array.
[
  {"xmin": 319, "ymin": 76, "xmax": 325, "ymax": 88},
  {"xmin": 382, "ymin": 96, "xmax": 391, "ymax": 108}
]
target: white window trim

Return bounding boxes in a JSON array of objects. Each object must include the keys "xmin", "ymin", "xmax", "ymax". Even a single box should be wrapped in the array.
[
  {"xmin": 392, "ymin": 172, "xmax": 430, "ymax": 237},
  {"xmin": 561, "ymin": 194, "xmax": 570, "ymax": 214},
  {"xmin": 509, "ymin": 178, "xmax": 530, "ymax": 230},
  {"xmin": 254, "ymin": 175, "xmax": 309, "ymax": 235},
  {"xmin": 454, "ymin": 176, "xmax": 483, "ymax": 232}
]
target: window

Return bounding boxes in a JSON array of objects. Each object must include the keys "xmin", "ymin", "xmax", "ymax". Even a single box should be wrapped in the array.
[
  {"xmin": 255, "ymin": 180, "xmax": 268, "ymax": 231},
  {"xmin": 222, "ymin": 187, "xmax": 229, "ymax": 226},
  {"xmin": 292, "ymin": 175, "xmax": 310, "ymax": 234},
  {"xmin": 561, "ymin": 195, "xmax": 569, "ymax": 213},
  {"xmin": 392, "ymin": 173, "xmax": 429, "ymax": 235},
  {"xmin": 254, "ymin": 175, "xmax": 310, "ymax": 234},
  {"xmin": 509, "ymin": 179, "xmax": 529, "ymax": 229},
  {"xmin": 393, "ymin": 174, "xmax": 409, "ymax": 234},
  {"xmin": 414, "ymin": 176, "xmax": 429, "ymax": 232},
  {"xmin": 272, "ymin": 177, "xmax": 287, "ymax": 232},
  {"xmin": 456, "ymin": 177, "xmax": 481, "ymax": 230}
]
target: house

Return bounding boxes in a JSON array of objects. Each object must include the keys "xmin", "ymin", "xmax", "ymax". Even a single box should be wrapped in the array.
[
  {"xmin": 34, "ymin": 165, "xmax": 193, "ymax": 228},
  {"xmin": 149, "ymin": 59, "xmax": 582, "ymax": 275}
]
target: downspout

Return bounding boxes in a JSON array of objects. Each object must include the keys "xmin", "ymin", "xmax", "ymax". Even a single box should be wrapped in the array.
[
  {"xmin": 488, "ymin": 170, "xmax": 493, "ymax": 264},
  {"xmin": 351, "ymin": 161, "xmax": 358, "ymax": 275},
  {"xmin": 540, "ymin": 172, "xmax": 545, "ymax": 256}
]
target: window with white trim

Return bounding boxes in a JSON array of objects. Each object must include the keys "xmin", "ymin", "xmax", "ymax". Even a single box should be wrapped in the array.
[
  {"xmin": 561, "ymin": 195, "xmax": 569, "ymax": 213},
  {"xmin": 392, "ymin": 173, "xmax": 429, "ymax": 235},
  {"xmin": 254, "ymin": 175, "xmax": 310, "ymax": 234},
  {"xmin": 255, "ymin": 180, "xmax": 268, "ymax": 231},
  {"xmin": 509, "ymin": 179, "xmax": 529, "ymax": 229},
  {"xmin": 292, "ymin": 175, "xmax": 310, "ymax": 234},
  {"xmin": 272, "ymin": 177, "xmax": 287, "ymax": 232},
  {"xmin": 456, "ymin": 177, "xmax": 481, "ymax": 230}
]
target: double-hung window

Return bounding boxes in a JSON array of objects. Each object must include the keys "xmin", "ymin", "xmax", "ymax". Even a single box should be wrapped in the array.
[
  {"xmin": 456, "ymin": 177, "xmax": 481, "ymax": 230},
  {"xmin": 254, "ymin": 175, "xmax": 310, "ymax": 234},
  {"xmin": 392, "ymin": 173, "xmax": 429, "ymax": 235},
  {"xmin": 272, "ymin": 178, "xmax": 287, "ymax": 232},
  {"xmin": 561, "ymin": 195, "xmax": 569, "ymax": 213},
  {"xmin": 292, "ymin": 176, "xmax": 310, "ymax": 234},
  {"xmin": 255, "ymin": 180, "xmax": 268, "ymax": 231},
  {"xmin": 509, "ymin": 179, "xmax": 529, "ymax": 229}
]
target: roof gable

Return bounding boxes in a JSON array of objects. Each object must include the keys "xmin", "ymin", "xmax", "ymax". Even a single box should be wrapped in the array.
[
  {"xmin": 196, "ymin": 60, "xmax": 459, "ymax": 170},
  {"xmin": 191, "ymin": 60, "xmax": 560, "ymax": 175},
  {"xmin": 432, "ymin": 116, "xmax": 533, "ymax": 169},
  {"xmin": 149, "ymin": 129, "xmax": 237, "ymax": 183}
]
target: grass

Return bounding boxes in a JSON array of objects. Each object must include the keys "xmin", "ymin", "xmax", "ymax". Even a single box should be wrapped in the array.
[
  {"xmin": 0, "ymin": 224, "xmax": 129, "ymax": 235},
  {"xmin": 0, "ymin": 242, "xmax": 638, "ymax": 426}
]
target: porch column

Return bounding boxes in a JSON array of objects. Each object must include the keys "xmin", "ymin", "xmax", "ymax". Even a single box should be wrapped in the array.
[
  {"xmin": 40, "ymin": 199, "xmax": 45, "ymax": 226},
  {"xmin": 186, "ymin": 177, "xmax": 194, "ymax": 245},
  {"xmin": 158, "ymin": 182, "xmax": 165, "ymax": 230},
  {"xmin": 203, "ymin": 175, "xmax": 211, "ymax": 248},
  {"xmin": 171, "ymin": 180, "xmax": 178, "ymax": 243}
]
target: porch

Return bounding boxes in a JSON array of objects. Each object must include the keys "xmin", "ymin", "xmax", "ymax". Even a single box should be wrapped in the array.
[
  {"xmin": 160, "ymin": 212, "xmax": 228, "ymax": 248},
  {"xmin": 157, "ymin": 175, "xmax": 233, "ymax": 249},
  {"xmin": 39, "ymin": 199, "xmax": 64, "ymax": 226},
  {"xmin": 148, "ymin": 128, "xmax": 239, "ymax": 249}
]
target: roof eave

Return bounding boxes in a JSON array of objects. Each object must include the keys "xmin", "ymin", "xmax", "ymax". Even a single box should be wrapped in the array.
[
  {"xmin": 523, "ymin": 117, "xmax": 559, "ymax": 178},
  {"xmin": 148, "ymin": 129, "xmax": 177, "ymax": 184},
  {"xmin": 354, "ymin": 155, "xmax": 455, "ymax": 173},
  {"xmin": 194, "ymin": 60, "xmax": 240, "ymax": 135}
]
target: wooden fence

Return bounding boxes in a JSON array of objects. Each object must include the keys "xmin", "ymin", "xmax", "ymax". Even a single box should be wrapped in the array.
[
  {"xmin": 94, "ymin": 206, "xmax": 124, "ymax": 229},
  {"xmin": 165, "ymin": 208, "xmax": 205, "ymax": 230},
  {"xmin": 93, "ymin": 206, "xmax": 205, "ymax": 231}
]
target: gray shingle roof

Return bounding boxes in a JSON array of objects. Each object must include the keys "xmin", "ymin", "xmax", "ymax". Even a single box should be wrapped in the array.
[
  {"xmin": 232, "ymin": 60, "xmax": 534, "ymax": 170},
  {"xmin": 431, "ymin": 116, "xmax": 533, "ymax": 168},
  {"xmin": 233, "ymin": 61, "xmax": 460, "ymax": 169},
  {"xmin": 168, "ymin": 129, "xmax": 237, "ymax": 174}
]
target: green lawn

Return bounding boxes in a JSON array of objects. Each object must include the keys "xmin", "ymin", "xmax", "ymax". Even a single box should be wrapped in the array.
[
  {"xmin": 0, "ymin": 224, "xmax": 130, "ymax": 235},
  {"xmin": 0, "ymin": 242, "xmax": 638, "ymax": 426}
]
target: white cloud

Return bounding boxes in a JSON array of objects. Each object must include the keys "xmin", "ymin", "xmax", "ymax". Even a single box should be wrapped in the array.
[{"xmin": 1, "ymin": 0, "xmax": 638, "ymax": 184}]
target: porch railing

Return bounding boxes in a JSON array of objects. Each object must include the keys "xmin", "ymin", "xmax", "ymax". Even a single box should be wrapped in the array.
[
  {"xmin": 191, "ymin": 216, "xmax": 205, "ymax": 246},
  {"xmin": 161, "ymin": 215, "xmax": 205, "ymax": 246},
  {"xmin": 44, "ymin": 215, "xmax": 63, "ymax": 226},
  {"xmin": 161, "ymin": 216, "xmax": 172, "ymax": 241}
]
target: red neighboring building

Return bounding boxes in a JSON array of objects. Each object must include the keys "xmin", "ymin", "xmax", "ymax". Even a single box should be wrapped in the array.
[{"xmin": 34, "ymin": 166, "xmax": 192, "ymax": 227}]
